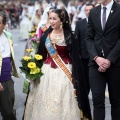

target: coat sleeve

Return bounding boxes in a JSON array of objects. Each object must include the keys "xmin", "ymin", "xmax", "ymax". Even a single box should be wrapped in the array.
[
  {"xmin": 107, "ymin": 39, "xmax": 120, "ymax": 63},
  {"xmin": 85, "ymin": 12, "xmax": 98, "ymax": 60}
]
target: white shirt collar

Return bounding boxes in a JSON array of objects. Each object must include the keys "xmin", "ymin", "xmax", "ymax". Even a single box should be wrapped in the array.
[
  {"xmin": 86, "ymin": 18, "xmax": 88, "ymax": 22},
  {"xmin": 101, "ymin": 0, "xmax": 114, "ymax": 10}
]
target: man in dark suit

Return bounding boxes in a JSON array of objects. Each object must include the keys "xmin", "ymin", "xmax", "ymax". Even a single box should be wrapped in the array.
[
  {"xmin": 75, "ymin": 4, "xmax": 94, "ymax": 95},
  {"xmin": 85, "ymin": 0, "xmax": 120, "ymax": 120}
]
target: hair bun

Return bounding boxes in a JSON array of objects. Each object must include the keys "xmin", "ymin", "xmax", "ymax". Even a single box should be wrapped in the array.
[{"xmin": 60, "ymin": 10, "xmax": 66, "ymax": 22}]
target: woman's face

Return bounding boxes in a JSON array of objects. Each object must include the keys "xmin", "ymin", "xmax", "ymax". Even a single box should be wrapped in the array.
[
  {"xmin": 36, "ymin": 9, "xmax": 42, "ymax": 16},
  {"xmin": 49, "ymin": 12, "xmax": 61, "ymax": 29}
]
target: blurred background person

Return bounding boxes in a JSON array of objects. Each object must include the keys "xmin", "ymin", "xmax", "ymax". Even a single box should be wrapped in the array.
[
  {"xmin": 42, "ymin": 0, "xmax": 49, "ymax": 11},
  {"xmin": 31, "ymin": 7, "xmax": 42, "ymax": 29},
  {"xmin": 36, "ymin": 5, "xmax": 54, "ymax": 37},
  {"xmin": 51, "ymin": 0, "xmax": 66, "ymax": 9},
  {"xmin": 9, "ymin": 3, "xmax": 17, "ymax": 29},
  {"xmin": 70, "ymin": 0, "xmax": 83, "ymax": 31},
  {"xmin": 24, "ymin": 6, "xmax": 43, "ymax": 55},
  {"xmin": 75, "ymin": 3, "xmax": 94, "ymax": 95},
  {"xmin": 67, "ymin": 1, "xmax": 76, "ymax": 23},
  {"xmin": 19, "ymin": 4, "xmax": 31, "ymax": 40}
]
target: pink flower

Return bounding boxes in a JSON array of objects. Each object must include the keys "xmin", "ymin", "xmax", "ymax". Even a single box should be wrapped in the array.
[
  {"xmin": 34, "ymin": 34, "xmax": 38, "ymax": 37},
  {"xmin": 36, "ymin": 40, "xmax": 40, "ymax": 43},
  {"xmin": 31, "ymin": 37, "xmax": 36, "ymax": 41}
]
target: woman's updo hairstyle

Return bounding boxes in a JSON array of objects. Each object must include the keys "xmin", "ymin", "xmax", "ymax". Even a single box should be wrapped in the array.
[{"xmin": 51, "ymin": 9, "xmax": 71, "ymax": 30}]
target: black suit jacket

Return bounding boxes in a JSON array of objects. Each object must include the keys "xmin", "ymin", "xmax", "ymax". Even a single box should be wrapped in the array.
[
  {"xmin": 85, "ymin": 2, "xmax": 120, "ymax": 66},
  {"xmin": 75, "ymin": 18, "xmax": 89, "ymax": 59}
]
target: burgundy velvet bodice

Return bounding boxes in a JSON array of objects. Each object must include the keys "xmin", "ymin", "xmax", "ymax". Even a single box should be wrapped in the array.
[{"xmin": 44, "ymin": 45, "xmax": 72, "ymax": 68}]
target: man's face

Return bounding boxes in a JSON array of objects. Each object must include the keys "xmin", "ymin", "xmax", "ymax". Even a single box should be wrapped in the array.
[
  {"xmin": 97, "ymin": 0, "xmax": 106, "ymax": 4},
  {"xmin": 97, "ymin": 0, "xmax": 112, "ymax": 6},
  {"xmin": 117, "ymin": 0, "xmax": 120, "ymax": 4},
  {"xmin": 0, "ymin": 16, "xmax": 5, "ymax": 34},
  {"xmin": 54, "ymin": 0, "xmax": 59, "ymax": 3},
  {"xmin": 85, "ymin": 5, "xmax": 94, "ymax": 17}
]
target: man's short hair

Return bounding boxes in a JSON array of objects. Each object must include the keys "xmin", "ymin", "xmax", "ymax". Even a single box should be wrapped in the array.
[
  {"xmin": 0, "ymin": 11, "xmax": 7, "ymax": 24},
  {"xmin": 0, "ymin": 4, "xmax": 4, "ymax": 10},
  {"xmin": 86, "ymin": 3, "xmax": 95, "ymax": 8}
]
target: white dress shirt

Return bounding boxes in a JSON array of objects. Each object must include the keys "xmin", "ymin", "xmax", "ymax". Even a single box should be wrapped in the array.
[
  {"xmin": 0, "ymin": 32, "xmax": 11, "ymax": 58},
  {"xmin": 101, "ymin": 0, "xmax": 114, "ymax": 29}
]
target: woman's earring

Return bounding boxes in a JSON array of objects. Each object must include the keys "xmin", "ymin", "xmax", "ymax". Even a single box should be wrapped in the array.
[{"xmin": 60, "ymin": 22, "xmax": 63, "ymax": 29}]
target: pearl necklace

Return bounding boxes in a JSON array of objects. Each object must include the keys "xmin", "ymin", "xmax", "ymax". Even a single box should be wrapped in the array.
[{"xmin": 50, "ymin": 30, "xmax": 64, "ymax": 43}]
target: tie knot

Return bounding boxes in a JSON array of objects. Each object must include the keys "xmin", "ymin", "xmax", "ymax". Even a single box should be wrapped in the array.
[{"xmin": 103, "ymin": 7, "xmax": 107, "ymax": 11}]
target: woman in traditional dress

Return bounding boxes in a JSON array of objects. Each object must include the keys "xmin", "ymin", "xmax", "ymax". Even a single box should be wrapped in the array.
[
  {"xmin": 31, "ymin": 7, "xmax": 42, "ymax": 29},
  {"xmin": 24, "ymin": 7, "xmax": 43, "ymax": 55},
  {"xmin": 36, "ymin": 5, "xmax": 54, "ymax": 38},
  {"xmin": 19, "ymin": 5, "xmax": 31, "ymax": 40},
  {"xmin": 24, "ymin": 9, "xmax": 91, "ymax": 120}
]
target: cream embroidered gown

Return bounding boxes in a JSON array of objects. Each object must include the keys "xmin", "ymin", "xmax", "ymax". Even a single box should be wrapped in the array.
[{"xmin": 24, "ymin": 39, "xmax": 80, "ymax": 120}]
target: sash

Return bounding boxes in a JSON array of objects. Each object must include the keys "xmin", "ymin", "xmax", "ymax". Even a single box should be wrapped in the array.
[
  {"xmin": 45, "ymin": 36, "xmax": 73, "ymax": 82},
  {"xmin": 45, "ymin": 36, "xmax": 90, "ymax": 120},
  {"xmin": 37, "ymin": 24, "xmax": 48, "ymax": 38},
  {"xmin": 41, "ymin": 24, "xmax": 48, "ymax": 32}
]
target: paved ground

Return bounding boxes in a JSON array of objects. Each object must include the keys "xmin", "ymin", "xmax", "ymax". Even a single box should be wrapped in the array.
[{"xmin": 0, "ymin": 28, "xmax": 111, "ymax": 120}]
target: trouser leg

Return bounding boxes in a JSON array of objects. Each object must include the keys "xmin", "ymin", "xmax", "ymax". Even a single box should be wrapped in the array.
[
  {"xmin": 0, "ymin": 80, "xmax": 16, "ymax": 120},
  {"xmin": 107, "ymin": 66, "xmax": 120, "ymax": 120},
  {"xmin": 89, "ymin": 66, "xmax": 106, "ymax": 120}
]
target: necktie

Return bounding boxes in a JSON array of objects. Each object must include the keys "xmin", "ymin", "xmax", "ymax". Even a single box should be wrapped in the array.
[{"xmin": 102, "ymin": 7, "xmax": 107, "ymax": 30}]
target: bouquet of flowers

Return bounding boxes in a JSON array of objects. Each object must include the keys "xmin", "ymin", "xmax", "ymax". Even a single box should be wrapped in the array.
[
  {"xmin": 30, "ymin": 34, "xmax": 40, "ymax": 49},
  {"xmin": 29, "ymin": 27, "xmax": 37, "ymax": 38},
  {"xmin": 19, "ymin": 49, "xmax": 43, "ymax": 93}
]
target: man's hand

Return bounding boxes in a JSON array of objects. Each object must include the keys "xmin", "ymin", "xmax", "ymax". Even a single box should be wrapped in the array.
[
  {"xmin": 105, "ymin": 59, "xmax": 111, "ymax": 68},
  {"xmin": 95, "ymin": 57, "xmax": 108, "ymax": 67},
  {"xmin": 98, "ymin": 66, "xmax": 107, "ymax": 72},
  {"xmin": 0, "ymin": 83, "xmax": 4, "ymax": 92},
  {"xmin": 95, "ymin": 57, "xmax": 111, "ymax": 72}
]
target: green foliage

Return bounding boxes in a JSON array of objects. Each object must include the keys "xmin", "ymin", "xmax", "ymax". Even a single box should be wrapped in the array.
[{"xmin": 20, "ymin": 52, "xmax": 44, "ymax": 94}]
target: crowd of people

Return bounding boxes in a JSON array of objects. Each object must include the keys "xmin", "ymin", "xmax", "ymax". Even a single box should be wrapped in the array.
[{"xmin": 0, "ymin": 0, "xmax": 120, "ymax": 120}]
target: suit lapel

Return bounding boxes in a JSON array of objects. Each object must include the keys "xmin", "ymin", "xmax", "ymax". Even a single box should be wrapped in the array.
[
  {"xmin": 82, "ymin": 19, "xmax": 87, "ymax": 30},
  {"xmin": 84, "ymin": 19, "xmax": 87, "ymax": 29},
  {"xmin": 104, "ymin": 2, "xmax": 116, "ymax": 32},
  {"xmin": 95, "ymin": 5, "xmax": 103, "ymax": 33}
]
